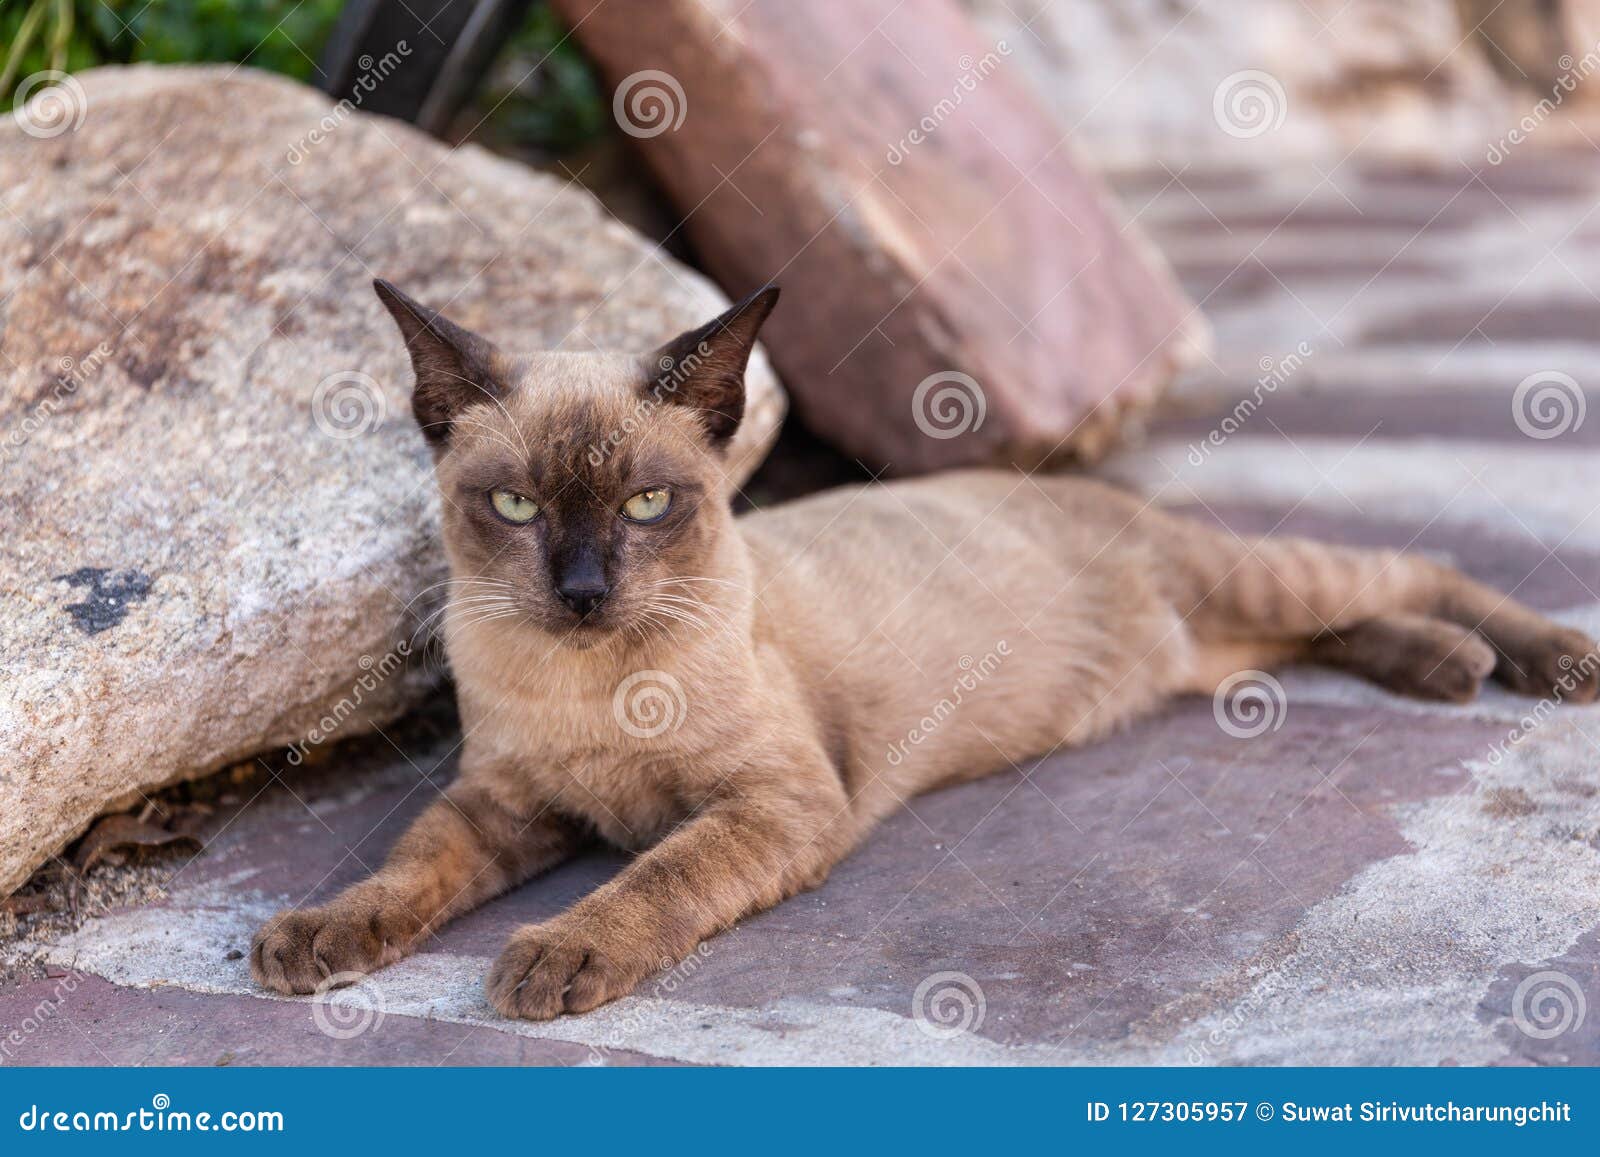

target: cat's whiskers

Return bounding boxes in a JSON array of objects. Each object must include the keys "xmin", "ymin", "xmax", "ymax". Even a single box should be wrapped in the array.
[
  {"xmin": 399, "ymin": 575, "xmax": 514, "ymax": 619},
  {"xmin": 641, "ymin": 575, "xmax": 741, "ymax": 611},
  {"xmin": 645, "ymin": 575, "xmax": 742, "ymax": 591},
  {"xmin": 450, "ymin": 604, "xmax": 521, "ymax": 625},
  {"xmin": 444, "ymin": 598, "xmax": 519, "ymax": 619},
  {"xmin": 412, "ymin": 582, "xmax": 513, "ymax": 611},
  {"xmin": 446, "ymin": 594, "xmax": 521, "ymax": 617},
  {"xmin": 647, "ymin": 590, "xmax": 736, "ymax": 628},
  {"xmin": 646, "ymin": 595, "xmax": 709, "ymax": 618},
  {"xmin": 410, "ymin": 583, "xmax": 521, "ymax": 649},
  {"xmin": 632, "ymin": 594, "xmax": 704, "ymax": 628},
  {"xmin": 644, "ymin": 599, "xmax": 726, "ymax": 636},
  {"xmin": 409, "ymin": 569, "xmax": 747, "ymax": 650},
  {"xmin": 638, "ymin": 606, "xmax": 711, "ymax": 640},
  {"xmin": 444, "ymin": 606, "xmax": 527, "ymax": 639},
  {"xmin": 634, "ymin": 594, "xmax": 736, "ymax": 642}
]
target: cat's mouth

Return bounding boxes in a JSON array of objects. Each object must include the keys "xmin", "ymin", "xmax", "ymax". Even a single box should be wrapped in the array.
[
  {"xmin": 451, "ymin": 595, "xmax": 624, "ymax": 645},
  {"xmin": 552, "ymin": 610, "xmax": 627, "ymax": 650},
  {"xmin": 566, "ymin": 608, "xmax": 611, "ymax": 631},
  {"xmin": 552, "ymin": 599, "xmax": 625, "ymax": 641}
]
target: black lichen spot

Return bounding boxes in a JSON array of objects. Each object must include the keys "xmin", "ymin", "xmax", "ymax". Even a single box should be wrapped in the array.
[{"xmin": 55, "ymin": 567, "xmax": 154, "ymax": 635}]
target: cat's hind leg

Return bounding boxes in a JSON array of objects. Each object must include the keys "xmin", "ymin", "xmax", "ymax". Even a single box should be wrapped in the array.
[
  {"xmin": 1157, "ymin": 516, "xmax": 1597, "ymax": 703},
  {"xmin": 1307, "ymin": 613, "xmax": 1496, "ymax": 703}
]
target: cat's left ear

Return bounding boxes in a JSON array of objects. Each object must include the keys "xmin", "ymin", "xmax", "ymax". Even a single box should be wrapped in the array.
[{"xmin": 648, "ymin": 286, "xmax": 779, "ymax": 448}]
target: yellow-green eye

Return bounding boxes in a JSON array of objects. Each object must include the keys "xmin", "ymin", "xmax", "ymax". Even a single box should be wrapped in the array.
[
  {"xmin": 621, "ymin": 487, "xmax": 672, "ymax": 522},
  {"xmin": 490, "ymin": 489, "xmax": 539, "ymax": 523}
]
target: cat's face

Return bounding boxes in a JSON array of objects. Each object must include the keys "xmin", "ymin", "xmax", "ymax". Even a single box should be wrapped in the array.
[{"xmin": 375, "ymin": 281, "xmax": 776, "ymax": 645}]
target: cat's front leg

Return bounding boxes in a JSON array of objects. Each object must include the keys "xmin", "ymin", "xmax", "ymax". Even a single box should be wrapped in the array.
[
  {"xmin": 251, "ymin": 780, "xmax": 584, "ymax": 995},
  {"xmin": 486, "ymin": 763, "xmax": 851, "ymax": 1020}
]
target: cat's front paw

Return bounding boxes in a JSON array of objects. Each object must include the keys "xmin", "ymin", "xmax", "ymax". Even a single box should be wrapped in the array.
[
  {"xmin": 486, "ymin": 920, "xmax": 653, "ymax": 1020},
  {"xmin": 250, "ymin": 903, "xmax": 401, "ymax": 995}
]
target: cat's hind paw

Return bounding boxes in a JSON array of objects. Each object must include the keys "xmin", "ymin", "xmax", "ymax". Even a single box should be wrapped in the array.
[{"xmin": 1495, "ymin": 625, "xmax": 1600, "ymax": 704}]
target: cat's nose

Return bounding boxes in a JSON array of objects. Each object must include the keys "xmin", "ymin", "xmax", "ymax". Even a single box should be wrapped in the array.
[{"xmin": 558, "ymin": 583, "xmax": 610, "ymax": 616}]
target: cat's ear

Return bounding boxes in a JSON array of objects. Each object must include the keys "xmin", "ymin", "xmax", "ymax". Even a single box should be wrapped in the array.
[
  {"xmin": 373, "ymin": 279, "xmax": 505, "ymax": 450},
  {"xmin": 648, "ymin": 286, "xmax": 779, "ymax": 447}
]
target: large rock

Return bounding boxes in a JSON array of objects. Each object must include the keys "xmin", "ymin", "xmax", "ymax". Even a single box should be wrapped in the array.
[
  {"xmin": 552, "ymin": 0, "xmax": 1204, "ymax": 474},
  {"xmin": 0, "ymin": 65, "xmax": 785, "ymax": 898}
]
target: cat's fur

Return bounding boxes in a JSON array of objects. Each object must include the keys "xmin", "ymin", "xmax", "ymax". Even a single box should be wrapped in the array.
[{"xmin": 251, "ymin": 282, "xmax": 1600, "ymax": 1019}]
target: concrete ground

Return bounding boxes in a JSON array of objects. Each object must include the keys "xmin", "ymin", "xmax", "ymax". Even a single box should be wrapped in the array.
[{"xmin": 5, "ymin": 152, "xmax": 1600, "ymax": 1065}]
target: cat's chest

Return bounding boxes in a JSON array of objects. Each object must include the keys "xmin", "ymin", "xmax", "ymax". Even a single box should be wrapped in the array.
[
  {"xmin": 549, "ymin": 748, "xmax": 690, "ymax": 849},
  {"xmin": 470, "ymin": 692, "xmax": 696, "ymax": 849}
]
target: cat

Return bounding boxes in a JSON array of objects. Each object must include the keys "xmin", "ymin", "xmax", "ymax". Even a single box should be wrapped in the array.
[{"xmin": 251, "ymin": 280, "xmax": 1600, "ymax": 1020}]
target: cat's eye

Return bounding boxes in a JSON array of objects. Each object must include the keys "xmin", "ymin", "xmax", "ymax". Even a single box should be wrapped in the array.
[
  {"xmin": 621, "ymin": 487, "xmax": 672, "ymax": 523},
  {"xmin": 489, "ymin": 489, "xmax": 539, "ymax": 524}
]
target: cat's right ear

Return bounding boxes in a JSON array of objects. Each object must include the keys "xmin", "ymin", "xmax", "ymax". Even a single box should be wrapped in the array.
[{"xmin": 373, "ymin": 279, "xmax": 504, "ymax": 450}]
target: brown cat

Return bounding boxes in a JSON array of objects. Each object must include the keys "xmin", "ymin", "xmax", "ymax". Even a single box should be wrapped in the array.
[{"xmin": 251, "ymin": 281, "xmax": 1599, "ymax": 1020}]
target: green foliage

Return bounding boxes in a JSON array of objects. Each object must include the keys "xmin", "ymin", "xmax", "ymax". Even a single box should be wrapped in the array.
[
  {"xmin": 0, "ymin": 0, "xmax": 608, "ymax": 158},
  {"xmin": 1, "ymin": 0, "xmax": 346, "ymax": 99},
  {"xmin": 474, "ymin": 3, "xmax": 606, "ymax": 155}
]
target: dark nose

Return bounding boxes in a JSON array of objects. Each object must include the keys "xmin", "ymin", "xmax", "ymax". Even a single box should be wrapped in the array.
[{"xmin": 558, "ymin": 583, "xmax": 610, "ymax": 616}]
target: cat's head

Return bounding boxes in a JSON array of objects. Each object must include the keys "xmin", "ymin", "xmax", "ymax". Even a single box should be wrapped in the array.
[{"xmin": 374, "ymin": 279, "xmax": 777, "ymax": 645}]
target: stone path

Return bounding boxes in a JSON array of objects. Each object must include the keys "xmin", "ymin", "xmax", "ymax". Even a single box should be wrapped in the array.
[{"xmin": 6, "ymin": 150, "xmax": 1600, "ymax": 1065}]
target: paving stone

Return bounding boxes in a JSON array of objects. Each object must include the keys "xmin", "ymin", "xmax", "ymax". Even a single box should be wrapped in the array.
[{"xmin": 7, "ymin": 146, "xmax": 1600, "ymax": 1066}]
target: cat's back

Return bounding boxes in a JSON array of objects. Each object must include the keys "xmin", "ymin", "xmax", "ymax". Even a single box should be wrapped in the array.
[
  {"xmin": 737, "ymin": 467, "xmax": 1161, "ymax": 646},
  {"xmin": 739, "ymin": 468, "xmax": 1147, "ymax": 571},
  {"xmin": 736, "ymin": 468, "xmax": 1186, "ymax": 794}
]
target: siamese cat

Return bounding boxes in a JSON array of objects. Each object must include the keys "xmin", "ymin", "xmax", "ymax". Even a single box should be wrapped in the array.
[{"xmin": 252, "ymin": 281, "xmax": 1598, "ymax": 1020}]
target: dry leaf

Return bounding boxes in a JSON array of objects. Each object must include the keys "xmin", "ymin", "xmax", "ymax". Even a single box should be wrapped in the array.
[
  {"xmin": 72, "ymin": 814, "xmax": 200, "ymax": 875},
  {"xmin": 0, "ymin": 893, "xmax": 55, "ymax": 916}
]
